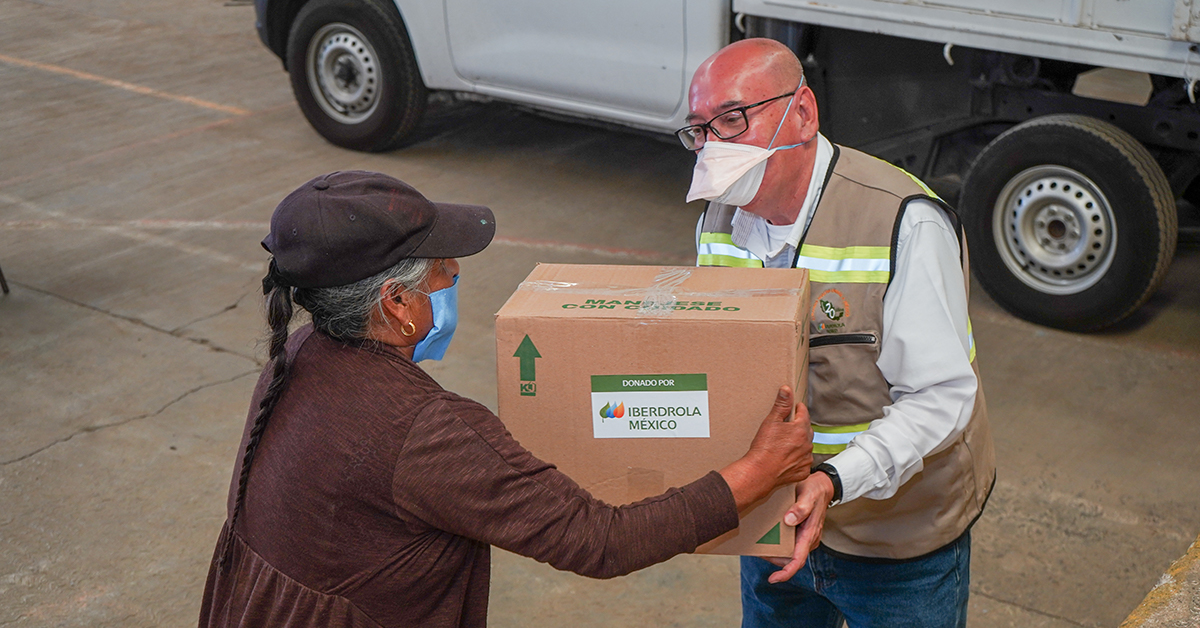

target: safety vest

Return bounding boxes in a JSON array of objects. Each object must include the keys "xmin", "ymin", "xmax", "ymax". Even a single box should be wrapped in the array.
[{"xmin": 698, "ymin": 145, "xmax": 995, "ymax": 560}]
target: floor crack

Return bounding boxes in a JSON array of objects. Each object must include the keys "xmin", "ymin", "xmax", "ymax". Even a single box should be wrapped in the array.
[
  {"xmin": 972, "ymin": 589, "xmax": 1090, "ymax": 627},
  {"xmin": 0, "ymin": 369, "xmax": 259, "ymax": 466},
  {"xmin": 12, "ymin": 281, "xmax": 258, "ymax": 363},
  {"xmin": 169, "ymin": 290, "xmax": 251, "ymax": 336}
]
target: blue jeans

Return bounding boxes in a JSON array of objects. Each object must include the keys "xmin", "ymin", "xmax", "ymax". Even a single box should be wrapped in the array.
[{"xmin": 740, "ymin": 532, "xmax": 971, "ymax": 628}]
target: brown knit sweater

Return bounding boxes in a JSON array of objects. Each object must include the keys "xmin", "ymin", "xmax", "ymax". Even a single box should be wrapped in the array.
[{"xmin": 199, "ymin": 325, "xmax": 739, "ymax": 628}]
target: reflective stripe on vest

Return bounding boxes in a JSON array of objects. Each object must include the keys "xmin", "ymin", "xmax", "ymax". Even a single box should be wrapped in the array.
[
  {"xmin": 902, "ymin": 170, "xmax": 940, "ymax": 199},
  {"xmin": 862, "ymin": 150, "xmax": 943, "ymax": 201},
  {"xmin": 697, "ymin": 232, "xmax": 764, "ymax": 268},
  {"xmin": 796, "ymin": 244, "xmax": 890, "ymax": 284},
  {"xmin": 697, "ymin": 233, "xmax": 892, "ymax": 281},
  {"xmin": 968, "ymin": 318, "xmax": 976, "ymax": 363},
  {"xmin": 813, "ymin": 422, "xmax": 872, "ymax": 455}
]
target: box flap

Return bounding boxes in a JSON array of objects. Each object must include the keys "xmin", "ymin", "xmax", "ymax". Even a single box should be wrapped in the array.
[{"xmin": 496, "ymin": 264, "xmax": 809, "ymax": 322}]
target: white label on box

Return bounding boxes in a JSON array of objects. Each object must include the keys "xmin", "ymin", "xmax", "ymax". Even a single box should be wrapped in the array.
[{"xmin": 590, "ymin": 374, "xmax": 710, "ymax": 439}]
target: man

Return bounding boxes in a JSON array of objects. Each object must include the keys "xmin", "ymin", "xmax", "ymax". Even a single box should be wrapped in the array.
[{"xmin": 677, "ymin": 39, "xmax": 995, "ymax": 627}]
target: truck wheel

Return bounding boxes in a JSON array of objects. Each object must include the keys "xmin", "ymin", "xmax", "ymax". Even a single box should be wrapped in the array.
[
  {"xmin": 286, "ymin": 0, "xmax": 427, "ymax": 151},
  {"xmin": 960, "ymin": 114, "xmax": 1177, "ymax": 331}
]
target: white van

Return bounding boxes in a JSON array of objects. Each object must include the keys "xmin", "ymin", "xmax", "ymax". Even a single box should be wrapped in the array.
[{"xmin": 253, "ymin": 0, "xmax": 1200, "ymax": 332}]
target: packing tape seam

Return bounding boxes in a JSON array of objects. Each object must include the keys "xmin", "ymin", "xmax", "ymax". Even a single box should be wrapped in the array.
[
  {"xmin": 641, "ymin": 268, "xmax": 692, "ymax": 315},
  {"xmin": 519, "ymin": 268, "xmax": 803, "ymax": 316},
  {"xmin": 516, "ymin": 282, "xmax": 805, "ymax": 298}
]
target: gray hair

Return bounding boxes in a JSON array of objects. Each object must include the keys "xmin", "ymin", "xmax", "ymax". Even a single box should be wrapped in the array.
[{"xmin": 293, "ymin": 257, "xmax": 439, "ymax": 340}]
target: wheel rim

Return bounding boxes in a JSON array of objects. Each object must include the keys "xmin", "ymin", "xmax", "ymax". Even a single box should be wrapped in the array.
[
  {"xmin": 306, "ymin": 23, "xmax": 381, "ymax": 125},
  {"xmin": 991, "ymin": 165, "xmax": 1117, "ymax": 295}
]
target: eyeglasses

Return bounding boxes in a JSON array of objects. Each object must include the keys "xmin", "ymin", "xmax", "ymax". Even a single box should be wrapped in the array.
[{"xmin": 675, "ymin": 92, "xmax": 795, "ymax": 150}]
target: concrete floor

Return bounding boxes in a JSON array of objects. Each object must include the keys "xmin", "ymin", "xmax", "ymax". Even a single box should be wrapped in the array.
[{"xmin": 1, "ymin": 1, "xmax": 1198, "ymax": 626}]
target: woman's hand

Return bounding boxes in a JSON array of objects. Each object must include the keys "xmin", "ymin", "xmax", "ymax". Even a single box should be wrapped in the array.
[{"xmin": 719, "ymin": 386, "xmax": 813, "ymax": 512}]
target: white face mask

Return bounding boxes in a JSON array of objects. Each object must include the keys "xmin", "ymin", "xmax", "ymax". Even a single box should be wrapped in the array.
[
  {"xmin": 686, "ymin": 142, "xmax": 779, "ymax": 206},
  {"xmin": 685, "ymin": 89, "xmax": 805, "ymax": 207}
]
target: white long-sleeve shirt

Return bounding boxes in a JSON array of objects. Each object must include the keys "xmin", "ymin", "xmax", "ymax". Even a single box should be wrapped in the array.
[{"xmin": 695, "ymin": 135, "xmax": 978, "ymax": 504}]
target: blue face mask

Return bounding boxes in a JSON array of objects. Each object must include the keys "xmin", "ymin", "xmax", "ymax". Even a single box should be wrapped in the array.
[{"xmin": 412, "ymin": 276, "xmax": 459, "ymax": 362}]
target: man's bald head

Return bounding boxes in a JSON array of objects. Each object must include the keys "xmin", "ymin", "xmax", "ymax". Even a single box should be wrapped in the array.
[
  {"xmin": 685, "ymin": 38, "xmax": 819, "ymax": 225},
  {"xmin": 692, "ymin": 38, "xmax": 804, "ymax": 104}
]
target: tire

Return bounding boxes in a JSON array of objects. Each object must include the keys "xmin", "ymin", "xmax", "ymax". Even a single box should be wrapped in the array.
[
  {"xmin": 286, "ymin": 0, "xmax": 427, "ymax": 152},
  {"xmin": 960, "ymin": 114, "xmax": 1177, "ymax": 331}
]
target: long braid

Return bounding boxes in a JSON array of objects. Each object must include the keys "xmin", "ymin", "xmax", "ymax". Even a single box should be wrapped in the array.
[{"xmin": 219, "ymin": 279, "xmax": 294, "ymax": 569}]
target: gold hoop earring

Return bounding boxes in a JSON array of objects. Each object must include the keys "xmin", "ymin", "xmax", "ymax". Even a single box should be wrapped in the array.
[{"xmin": 400, "ymin": 321, "xmax": 417, "ymax": 337}]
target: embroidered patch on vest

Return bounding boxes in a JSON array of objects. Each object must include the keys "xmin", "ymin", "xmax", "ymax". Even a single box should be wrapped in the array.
[{"xmin": 812, "ymin": 288, "xmax": 850, "ymax": 334}]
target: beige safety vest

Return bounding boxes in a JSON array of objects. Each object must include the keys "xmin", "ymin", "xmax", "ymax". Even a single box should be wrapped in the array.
[{"xmin": 698, "ymin": 145, "xmax": 995, "ymax": 560}]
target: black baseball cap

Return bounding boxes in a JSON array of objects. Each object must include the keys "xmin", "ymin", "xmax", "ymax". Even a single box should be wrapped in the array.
[{"xmin": 261, "ymin": 171, "xmax": 496, "ymax": 288}]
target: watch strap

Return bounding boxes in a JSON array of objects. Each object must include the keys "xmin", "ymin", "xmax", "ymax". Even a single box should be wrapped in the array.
[{"xmin": 812, "ymin": 462, "xmax": 843, "ymax": 507}]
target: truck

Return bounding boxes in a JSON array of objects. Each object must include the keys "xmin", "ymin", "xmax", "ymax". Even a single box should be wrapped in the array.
[{"xmin": 252, "ymin": 0, "xmax": 1200, "ymax": 331}]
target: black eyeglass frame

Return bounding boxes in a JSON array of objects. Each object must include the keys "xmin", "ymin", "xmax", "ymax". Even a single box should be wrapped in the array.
[{"xmin": 675, "ymin": 91, "xmax": 796, "ymax": 150}]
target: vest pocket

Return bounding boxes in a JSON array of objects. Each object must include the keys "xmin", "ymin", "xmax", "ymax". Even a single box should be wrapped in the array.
[{"xmin": 807, "ymin": 330, "xmax": 891, "ymax": 428}]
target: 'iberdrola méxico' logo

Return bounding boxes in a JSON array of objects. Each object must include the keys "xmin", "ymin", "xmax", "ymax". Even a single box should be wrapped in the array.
[
  {"xmin": 599, "ymin": 402, "xmax": 625, "ymax": 420},
  {"xmin": 591, "ymin": 374, "xmax": 710, "ymax": 439}
]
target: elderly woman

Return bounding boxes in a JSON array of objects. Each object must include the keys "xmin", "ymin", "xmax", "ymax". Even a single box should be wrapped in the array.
[{"xmin": 199, "ymin": 171, "xmax": 813, "ymax": 628}]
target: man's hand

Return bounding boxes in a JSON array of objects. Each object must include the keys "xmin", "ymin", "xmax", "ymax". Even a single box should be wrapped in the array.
[{"xmin": 765, "ymin": 470, "xmax": 835, "ymax": 583}]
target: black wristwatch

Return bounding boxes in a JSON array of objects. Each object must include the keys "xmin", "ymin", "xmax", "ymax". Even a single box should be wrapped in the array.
[{"xmin": 812, "ymin": 463, "xmax": 843, "ymax": 507}]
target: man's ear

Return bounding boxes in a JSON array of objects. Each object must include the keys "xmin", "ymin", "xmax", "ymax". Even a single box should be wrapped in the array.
[{"xmin": 795, "ymin": 87, "xmax": 820, "ymax": 141}]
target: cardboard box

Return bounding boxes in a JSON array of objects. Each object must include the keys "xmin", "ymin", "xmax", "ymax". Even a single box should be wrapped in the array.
[{"xmin": 495, "ymin": 264, "xmax": 809, "ymax": 556}]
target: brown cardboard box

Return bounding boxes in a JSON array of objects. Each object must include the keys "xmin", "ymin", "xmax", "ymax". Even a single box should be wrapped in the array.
[{"xmin": 495, "ymin": 264, "xmax": 809, "ymax": 556}]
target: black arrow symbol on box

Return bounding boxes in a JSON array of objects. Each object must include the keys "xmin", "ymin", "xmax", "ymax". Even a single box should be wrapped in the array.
[{"xmin": 514, "ymin": 335, "xmax": 541, "ymax": 382}]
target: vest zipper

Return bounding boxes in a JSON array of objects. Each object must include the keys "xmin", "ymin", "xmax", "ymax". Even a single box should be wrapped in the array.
[{"xmin": 810, "ymin": 333, "xmax": 877, "ymax": 347}]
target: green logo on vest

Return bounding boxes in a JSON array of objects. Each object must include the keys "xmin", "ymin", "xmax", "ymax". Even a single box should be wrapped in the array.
[
  {"xmin": 813, "ymin": 288, "xmax": 850, "ymax": 333},
  {"xmin": 819, "ymin": 299, "xmax": 845, "ymax": 321}
]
